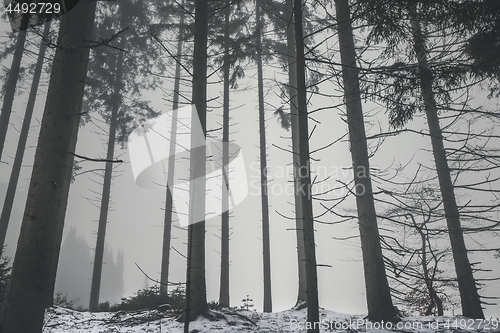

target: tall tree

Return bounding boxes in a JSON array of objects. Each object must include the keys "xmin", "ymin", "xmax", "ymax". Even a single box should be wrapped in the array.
[
  {"xmin": 334, "ymin": 0, "xmax": 399, "ymax": 322},
  {"xmin": 88, "ymin": 44, "xmax": 123, "ymax": 311},
  {"xmin": 160, "ymin": 9, "xmax": 185, "ymax": 295},
  {"xmin": 285, "ymin": 0, "xmax": 307, "ymax": 305},
  {"xmin": 0, "ymin": 20, "xmax": 51, "ymax": 251},
  {"xmin": 0, "ymin": 0, "xmax": 97, "ymax": 331},
  {"xmin": 293, "ymin": 0, "xmax": 319, "ymax": 330},
  {"xmin": 409, "ymin": 5, "xmax": 484, "ymax": 319},
  {"xmin": 255, "ymin": 0, "xmax": 272, "ymax": 313},
  {"xmin": 357, "ymin": 0, "xmax": 488, "ymax": 318},
  {"xmin": 184, "ymin": 0, "xmax": 209, "ymax": 327},
  {"xmin": 85, "ymin": 0, "xmax": 161, "ymax": 310},
  {"xmin": 218, "ymin": 0, "xmax": 231, "ymax": 308},
  {"xmin": 0, "ymin": 14, "xmax": 28, "ymax": 162}
]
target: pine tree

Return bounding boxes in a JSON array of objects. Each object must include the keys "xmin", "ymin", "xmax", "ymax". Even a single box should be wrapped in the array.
[
  {"xmin": 255, "ymin": 0, "xmax": 273, "ymax": 313},
  {"xmin": 0, "ymin": 0, "xmax": 97, "ymax": 330},
  {"xmin": 160, "ymin": 0, "xmax": 186, "ymax": 297},
  {"xmin": 0, "ymin": 21, "xmax": 51, "ymax": 251},
  {"xmin": 334, "ymin": 0, "xmax": 399, "ymax": 323},
  {"xmin": 0, "ymin": 15, "xmax": 28, "ymax": 162},
  {"xmin": 409, "ymin": 5, "xmax": 483, "ymax": 318},
  {"xmin": 293, "ymin": 0, "xmax": 320, "ymax": 330},
  {"xmin": 184, "ymin": 0, "xmax": 209, "ymax": 326}
]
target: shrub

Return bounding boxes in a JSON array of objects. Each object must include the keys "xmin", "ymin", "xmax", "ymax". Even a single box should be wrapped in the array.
[
  {"xmin": 53, "ymin": 292, "xmax": 77, "ymax": 309},
  {"xmin": 110, "ymin": 285, "xmax": 185, "ymax": 312}
]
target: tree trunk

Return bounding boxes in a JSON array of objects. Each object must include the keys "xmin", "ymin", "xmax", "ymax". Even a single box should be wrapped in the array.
[
  {"xmin": 285, "ymin": 0, "xmax": 307, "ymax": 306},
  {"xmin": 410, "ymin": 14, "xmax": 484, "ymax": 319},
  {"xmin": 334, "ymin": 0, "xmax": 398, "ymax": 323},
  {"xmin": 160, "ymin": 3, "xmax": 185, "ymax": 296},
  {"xmin": 255, "ymin": 0, "xmax": 272, "ymax": 313},
  {"xmin": 294, "ymin": 0, "xmax": 319, "ymax": 331},
  {"xmin": 46, "ymin": 9, "xmax": 97, "ymax": 307},
  {"xmin": 0, "ymin": 1, "xmax": 96, "ymax": 331},
  {"xmin": 184, "ymin": 0, "xmax": 208, "ymax": 327},
  {"xmin": 89, "ymin": 45, "xmax": 124, "ymax": 312},
  {"xmin": 0, "ymin": 20, "xmax": 50, "ymax": 251},
  {"xmin": 0, "ymin": 15, "xmax": 28, "ymax": 162},
  {"xmin": 218, "ymin": 0, "xmax": 231, "ymax": 308}
]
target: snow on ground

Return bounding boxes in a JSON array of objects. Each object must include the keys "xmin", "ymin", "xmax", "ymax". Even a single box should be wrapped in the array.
[{"xmin": 43, "ymin": 306, "xmax": 500, "ymax": 333}]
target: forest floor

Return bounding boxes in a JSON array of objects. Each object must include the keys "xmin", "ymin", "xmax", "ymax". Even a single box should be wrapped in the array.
[{"xmin": 43, "ymin": 306, "xmax": 500, "ymax": 333}]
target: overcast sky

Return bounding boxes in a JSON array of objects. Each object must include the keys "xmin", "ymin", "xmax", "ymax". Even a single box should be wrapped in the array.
[{"xmin": 0, "ymin": 13, "xmax": 499, "ymax": 317}]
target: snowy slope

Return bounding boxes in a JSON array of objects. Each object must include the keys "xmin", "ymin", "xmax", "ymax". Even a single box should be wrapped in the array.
[{"xmin": 43, "ymin": 306, "xmax": 500, "ymax": 333}]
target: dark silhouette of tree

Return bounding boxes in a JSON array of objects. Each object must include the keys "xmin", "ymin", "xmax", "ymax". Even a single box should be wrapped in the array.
[
  {"xmin": 334, "ymin": 0, "xmax": 399, "ymax": 323},
  {"xmin": 409, "ymin": 7, "xmax": 483, "ymax": 318},
  {"xmin": 255, "ymin": 0, "xmax": 272, "ymax": 313},
  {"xmin": 160, "ymin": 1, "xmax": 186, "ymax": 297},
  {"xmin": 85, "ymin": 0, "xmax": 161, "ymax": 311},
  {"xmin": 0, "ymin": 20, "xmax": 51, "ymax": 251},
  {"xmin": 218, "ymin": 0, "xmax": 232, "ymax": 308},
  {"xmin": 184, "ymin": 0, "xmax": 209, "ymax": 328},
  {"xmin": 294, "ymin": 0, "xmax": 320, "ymax": 331},
  {"xmin": 0, "ymin": 0, "xmax": 97, "ymax": 330},
  {"xmin": 0, "ymin": 14, "xmax": 28, "ymax": 162}
]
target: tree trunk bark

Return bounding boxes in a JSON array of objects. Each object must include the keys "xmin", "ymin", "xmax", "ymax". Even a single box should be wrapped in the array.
[
  {"xmin": 0, "ymin": 14, "xmax": 28, "ymax": 162},
  {"xmin": 285, "ymin": 0, "xmax": 307, "ymax": 306},
  {"xmin": 334, "ymin": 0, "xmax": 398, "ymax": 323},
  {"xmin": 0, "ymin": 1, "xmax": 96, "ymax": 331},
  {"xmin": 46, "ymin": 8, "xmax": 97, "ymax": 307},
  {"xmin": 410, "ymin": 14, "xmax": 484, "ymax": 319},
  {"xmin": 89, "ymin": 44, "xmax": 124, "ymax": 312},
  {"xmin": 160, "ymin": 3, "xmax": 185, "ymax": 296},
  {"xmin": 255, "ymin": 0, "xmax": 272, "ymax": 313},
  {"xmin": 219, "ymin": 0, "xmax": 231, "ymax": 308},
  {"xmin": 184, "ymin": 0, "xmax": 208, "ymax": 327},
  {"xmin": 0, "ymin": 20, "xmax": 50, "ymax": 251},
  {"xmin": 294, "ymin": 1, "xmax": 320, "ymax": 331}
]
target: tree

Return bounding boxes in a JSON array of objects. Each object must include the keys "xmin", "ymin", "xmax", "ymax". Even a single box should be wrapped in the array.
[
  {"xmin": 88, "ymin": 47, "xmax": 122, "ymax": 311},
  {"xmin": 0, "ymin": 20, "xmax": 51, "ymax": 251},
  {"xmin": 184, "ymin": 0, "xmax": 209, "ymax": 326},
  {"xmin": 285, "ymin": 0, "xmax": 307, "ymax": 305},
  {"xmin": 0, "ymin": 14, "xmax": 28, "ymax": 162},
  {"xmin": 409, "ymin": 5, "xmax": 484, "ymax": 318},
  {"xmin": 255, "ymin": 0, "xmax": 273, "ymax": 313},
  {"xmin": 85, "ymin": 0, "xmax": 161, "ymax": 310},
  {"xmin": 293, "ymin": 0, "xmax": 320, "ymax": 331},
  {"xmin": 0, "ymin": 0, "xmax": 97, "ymax": 331},
  {"xmin": 160, "ymin": 11, "xmax": 185, "ymax": 295},
  {"xmin": 218, "ymin": 0, "xmax": 231, "ymax": 308},
  {"xmin": 334, "ymin": 0, "xmax": 399, "ymax": 323}
]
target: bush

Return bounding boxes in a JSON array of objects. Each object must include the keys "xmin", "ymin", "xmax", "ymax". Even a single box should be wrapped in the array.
[
  {"xmin": 98, "ymin": 301, "xmax": 111, "ymax": 312},
  {"xmin": 109, "ymin": 285, "xmax": 185, "ymax": 312},
  {"xmin": 53, "ymin": 292, "xmax": 77, "ymax": 309}
]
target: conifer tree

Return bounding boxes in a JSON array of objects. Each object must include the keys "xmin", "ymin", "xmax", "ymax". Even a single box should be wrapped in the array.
[
  {"xmin": 0, "ymin": 1, "xmax": 97, "ymax": 331},
  {"xmin": 334, "ymin": 0, "xmax": 399, "ymax": 322}
]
